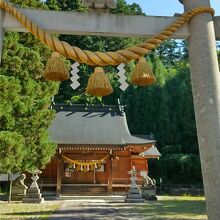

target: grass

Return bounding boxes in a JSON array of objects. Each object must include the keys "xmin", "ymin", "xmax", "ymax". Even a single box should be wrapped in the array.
[
  {"xmin": 0, "ymin": 196, "xmax": 207, "ymax": 220},
  {"xmin": 118, "ymin": 196, "xmax": 207, "ymax": 220},
  {"xmin": 0, "ymin": 201, "xmax": 61, "ymax": 219}
]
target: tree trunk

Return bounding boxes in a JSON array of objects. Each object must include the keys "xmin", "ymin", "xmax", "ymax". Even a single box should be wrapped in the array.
[{"xmin": 8, "ymin": 173, "xmax": 12, "ymax": 203}]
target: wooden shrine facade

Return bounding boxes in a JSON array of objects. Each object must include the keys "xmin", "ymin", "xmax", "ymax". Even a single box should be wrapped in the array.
[{"xmin": 40, "ymin": 104, "xmax": 156, "ymax": 196}]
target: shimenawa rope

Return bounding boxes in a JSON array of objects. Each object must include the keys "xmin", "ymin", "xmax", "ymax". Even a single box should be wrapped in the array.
[{"xmin": 0, "ymin": 0, "xmax": 214, "ymax": 66}]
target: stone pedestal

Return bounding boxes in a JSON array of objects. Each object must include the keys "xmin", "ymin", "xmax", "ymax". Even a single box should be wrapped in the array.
[
  {"xmin": 11, "ymin": 186, "xmax": 27, "ymax": 201},
  {"xmin": 141, "ymin": 187, "xmax": 157, "ymax": 201},
  {"xmin": 125, "ymin": 187, "xmax": 144, "ymax": 203},
  {"xmin": 22, "ymin": 171, "xmax": 44, "ymax": 203},
  {"xmin": 125, "ymin": 166, "xmax": 144, "ymax": 203},
  {"xmin": 23, "ymin": 188, "xmax": 44, "ymax": 203}
]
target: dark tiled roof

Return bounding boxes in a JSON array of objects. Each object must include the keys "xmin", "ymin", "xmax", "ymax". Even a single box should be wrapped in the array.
[{"xmin": 49, "ymin": 104, "xmax": 155, "ymax": 146}]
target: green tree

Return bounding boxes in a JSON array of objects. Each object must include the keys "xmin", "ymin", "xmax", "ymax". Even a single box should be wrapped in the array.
[
  {"xmin": 156, "ymin": 40, "xmax": 182, "ymax": 67},
  {"xmin": 0, "ymin": 131, "xmax": 26, "ymax": 202},
  {"xmin": 0, "ymin": 0, "xmax": 59, "ymax": 175},
  {"xmin": 121, "ymin": 54, "xmax": 171, "ymax": 144},
  {"xmin": 112, "ymin": 0, "xmax": 144, "ymax": 15}
]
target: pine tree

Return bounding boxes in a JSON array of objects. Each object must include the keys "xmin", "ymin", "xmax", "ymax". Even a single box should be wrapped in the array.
[{"xmin": 0, "ymin": 0, "xmax": 59, "ymax": 173}]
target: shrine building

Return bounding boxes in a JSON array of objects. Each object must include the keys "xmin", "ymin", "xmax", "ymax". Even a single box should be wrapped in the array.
[{"xmin": 41, "ymin": 104, "xmax": 159, "ymax": 196}]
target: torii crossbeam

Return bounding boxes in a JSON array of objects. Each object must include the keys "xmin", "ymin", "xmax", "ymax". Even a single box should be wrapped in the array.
[{"xmin": 0, "ymin": 0, "xmax": 220, "ymax": 219}]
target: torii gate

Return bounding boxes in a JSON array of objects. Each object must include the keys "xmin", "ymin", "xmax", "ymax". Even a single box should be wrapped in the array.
[{"xmin": 0, "ymin": 0, "xmax": 220, "ymax": 219}]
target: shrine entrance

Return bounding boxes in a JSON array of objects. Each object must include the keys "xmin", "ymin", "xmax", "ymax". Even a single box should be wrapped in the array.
[
  {"xmin": 40, "ymin": 104, "xmax": 158, "ymax": 195},
  {"xmin": 62, "ymin": 152, "xmax": 108, "ymax": 185}
]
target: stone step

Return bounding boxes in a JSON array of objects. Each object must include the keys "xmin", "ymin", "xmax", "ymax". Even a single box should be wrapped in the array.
[
  {"xmin": 26, "ymin": 193, "xmax": 42, "ymax": 199},
  {"xmin": 124, "ymin": 198, "xmax": 145, "ymax": 203},
  {"xmin": 61, "ymin": 188, "xmax": 107, "ymax": 192},
  {"xmin": 127, "ymin": 194, "xmax": 143, "ymax": 199},
  {"xmin": 27, "ymin": 188, "xmax": 41, "ymax": 194},
  {"xmin": 61, "ymin": 185, "xmax": 107, "ymax": 195},
  {"xmin": 22, "ymin": 197, "xmax": 44, "ymax": 203},
  {"xmin": 58, "ymin": 195, "xmax": 124, "ymax": 201}
]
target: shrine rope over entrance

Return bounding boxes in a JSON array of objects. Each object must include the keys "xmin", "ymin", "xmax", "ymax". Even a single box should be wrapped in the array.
[{"xmin": 0, "ymin": 0, "xmax": 215, "ymax": 66}]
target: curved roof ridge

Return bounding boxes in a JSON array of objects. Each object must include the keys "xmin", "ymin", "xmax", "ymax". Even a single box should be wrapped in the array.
[
  {"xmin": 51, "ymin": 103, "xmax": 124, "ymax": 114},
  {"xmin": 48, "ymin": 104, "xmax": 156, "ymax": 146}
]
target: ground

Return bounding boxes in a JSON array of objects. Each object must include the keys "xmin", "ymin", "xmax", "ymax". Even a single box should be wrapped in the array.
[
  {"xmin": 0, "ymin": 196, "xmax": 207, "ymax": 220},
  {"xmin": 0, "ymin": 201, "xmax": 61, "ymax": 219}
]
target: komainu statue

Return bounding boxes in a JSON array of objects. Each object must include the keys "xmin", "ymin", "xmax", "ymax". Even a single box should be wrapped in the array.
[
  {"xmin": 142, "ymin": 173, "xmax": 156, "ymax": 189},
  {"xmin": 140, "ymin": 171, "xmax": 157, "ymax": 200},
  {"xmin": 12, "ymin": 174, "xmax": 28, "ymax": 189},
  {"xmin": 11, "ymin": 174, "xmax": 28, "ymax": 201}
]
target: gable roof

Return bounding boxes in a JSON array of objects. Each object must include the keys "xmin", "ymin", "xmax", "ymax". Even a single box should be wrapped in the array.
[
  {"xmin": 48, "ymin": 104, "xmax": 156, "ymax": 147},
  {"xmin": 140, "ymin": 146, "xmax": 161, "ymax": 158}
]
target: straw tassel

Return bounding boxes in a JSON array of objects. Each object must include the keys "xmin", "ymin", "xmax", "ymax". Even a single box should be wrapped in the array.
[
  {"xmin": 44, "ymin": 52, "xmax": 69, "ymax": 81},
  {"xmin": 131, "ymin": 57, "xmax": 156, "ymax": 86},
  {"xmin": 90, "ymin": 165, "xmax": 95, "ymax": 171},
  {"xmin": 86, "ymin": 67, "xmax": 113, "ymax": 97},
  {"xmin": 83, "ymin": 166, "xmax": 87, "ymax": 172},
  {"xmin": 76, "ymin": 165, "xmax": 81, "ymax": 172}
]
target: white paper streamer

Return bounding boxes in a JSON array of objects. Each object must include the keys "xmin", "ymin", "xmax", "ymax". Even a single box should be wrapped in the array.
[
  {"xmin": 70, "ymin": 62, "xmax": 80, "ymax": 90},
  {"xmin": 117, "ymin": 63, "xmax": 129, "ymax": 91}
]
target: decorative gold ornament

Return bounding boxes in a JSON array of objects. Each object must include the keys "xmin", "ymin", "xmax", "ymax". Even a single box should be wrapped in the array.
[
  {"xmin": 86, "ymin": 67, "xmax": 113, "ymax": 97},
  {"xmin": 131, "ymin": 57, "xmax": 156, "ymax": 86},
  {"xmin": 44, "ymin": 52, "xmax": 69, "ymax": 81}
]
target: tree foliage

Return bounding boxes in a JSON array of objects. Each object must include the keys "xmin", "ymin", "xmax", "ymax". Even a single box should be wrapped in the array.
[
  {"xmin": 0, "ymin": 131, "xmax": 25, "ymax": 173},
  {"xmin": 0, "ymin": 0, "xmax": 59, "ymax": 173}
]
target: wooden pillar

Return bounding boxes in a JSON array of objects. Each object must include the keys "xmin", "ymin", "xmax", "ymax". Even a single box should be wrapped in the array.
[
  {"xmin": 106, "ymin": 153, "xmax": 113, "ymax": 194},
  {"xmin": 108, "ymin": 158, "xmax": 113, "ymax": 193},
  {"xmin": 146, "ymin": 159, "xmax": 149, "ymax": 173},
  {"xmin": 93, "ymin": 168, "xmax": 96, "ymax": 184},
  {"xmin": 56, "ymin": 158, "xmax": 62, "ymax": 197}
]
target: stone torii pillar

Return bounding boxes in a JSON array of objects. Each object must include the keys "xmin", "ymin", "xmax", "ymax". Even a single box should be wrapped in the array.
[{"xmin": 181, "ymin": 0, "xmax": 220, "ymax": 219}]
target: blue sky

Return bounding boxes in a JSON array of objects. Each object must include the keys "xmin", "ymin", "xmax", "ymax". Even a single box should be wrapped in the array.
[{"xmin": 126, "ymin": 0, "xmax": 220, "ymax": 16}]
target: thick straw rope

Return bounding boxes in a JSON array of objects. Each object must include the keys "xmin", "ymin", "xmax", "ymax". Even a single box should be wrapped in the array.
[
  {"xmin": 0, "ymin": 0, "xmax": 214, "ymax": 66},
  {"xmin": 62, "ymin": 154, "xmax": 108, "ymax": 166}
]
